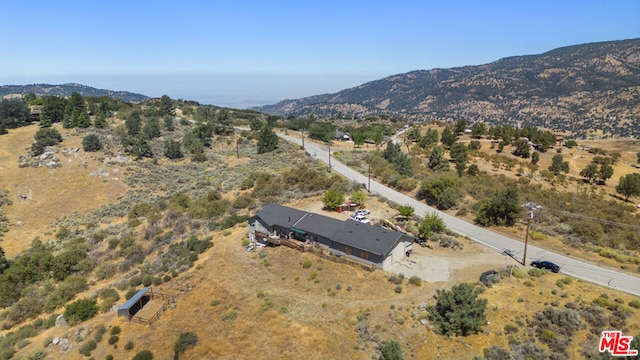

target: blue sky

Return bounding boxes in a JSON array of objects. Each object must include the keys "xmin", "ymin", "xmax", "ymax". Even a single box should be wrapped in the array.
[{"xmin": 1, "ymin": 0, "xmax": 638, "ymax": 108}]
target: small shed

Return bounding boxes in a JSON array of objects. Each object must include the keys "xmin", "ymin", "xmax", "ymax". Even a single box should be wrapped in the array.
[
  {"xmin": 480, "ymin": 270, "xmax": 500, "ymax": 286},
  {"xmin": 117, "ymin": 287, "xmax": 151, "ymax": 319}
]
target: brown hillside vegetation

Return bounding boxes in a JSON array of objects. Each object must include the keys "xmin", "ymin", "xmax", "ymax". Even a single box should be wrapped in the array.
[
  {"xmin": 1, "ymin": 120, "xmax": 639, "ymax": 360},
  {"xmin": 16, "ymin": 223, "xmax": 640, "ymax": 360}
]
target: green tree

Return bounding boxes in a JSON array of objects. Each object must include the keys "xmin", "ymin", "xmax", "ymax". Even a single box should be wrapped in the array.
[
  {"xmin": 372, "ymin": 129, "xmax": 384, "ymax": 147},
  {"xmin": 475, "ymin": 186, "xmax": 520, "ymax": 226},
  {"xmin": 257, "ymin": 125, "xmax": 279, "ymax": 154},
  {"xmin": 406, "ymin": 127, "xmax": 421, "ymax": 142},
  {"xmin": 531, "ymin": 151, "xmax": 540, "ymax": 165},
  {"xmin": 94, "ymin": 111, "xmax": 108, "ymax": 128},
  {"xmin": 471, "ymin": 122, "xmax": 486, "ymax": 138},
  {"xmin": 428, "ymin": 283, "xmax": 487, "ymax": 336},
  {"xmin": 0, "ymin": 247, "xmax": 10, "ymax": 274},
  {"xmin": 579, "ymin": 163, "xmax": 598, "ymax": 184},
  {"xmin": 616, "ymin": 173, "xmax": 640, "ymax": 201},
  {"xmin": 427, "ymin": 146, "xmax": 449, "ymax": 171},
  {"xmin": 0, "ymin": 98, "xmax": 30, "ymax": 130},
  {"xmin": 467, "ymin": 164, "xmax": 479, "ymax": 176},
  {"xmin": 597, "ymin": 163, "xmax": 614, "ymax": 184},
  {"xmin": 513, "ymin": 139, "xmax": 530, "ymax": 158},
  {"xmin": 132, "ymin": 350, "xmax": 154, "ymax": 360},
  {"xmin": 418, "ymin": 212, "xmax": 445, "ymax": 240},
  {"xmin": 468, "ymin": 140, "xmax": 481, "ymax": 150},
  {"xmin": 82, "ymin": 134, "xmax": 102, "ymax": 152},
  {"xmin": 143, "ymin": 118, "xmax": 162, "ymax": 140},
  {"xmin": 64, "ymin": 298, "xmax": 98, "ymax": 325},
  {"xmin": 41, "ymin": 96, "xmax": 68, "ymax": 125},
  {"xmin": 350, "ymin": 190, "xmax": 367, "ymax": 207},
  {"xmin": 397, "ymin": 204, "xmax": 414, "ymax": 218},
  {"xmin": 382, "ymin": 141, "xmax": 413, "ymax": 176},
  {"xmin": 565, "ymin": 139, "xmax": 578, "ymax": 148},
  {"xmin": 34, "ymin": 127, "xmax": 63, "ymax": 146},
  {"xmin": 174, "ymin": 332, "xmax": 198, "ymax": 354},
  {"xmin": 380, "ymin": 339, "xmax": 404, "ymax": 360},
  {"xmin": 548, "ymin": 154, "xmax": 569, "ymax": 175},
  {"xmin": 322, "ymin": 189, "xmax": 344, "ymax": 211},
  {"xmin": 438, "ymin": 186, "xmax": 460, "ymax": 209},
  {"xmin": 123, "ymin": 137, "xmax": 153, "ymax": 159},
  {"xmin": 419, "ymin": 128, "xmax": 439, "ymax": 148},
  {"xmin": 125, "ymin": 111, "xmax": 142, "ymax": 136},
  {"xmin": 440, "ymin": 126, "xmax": 457, "ymax": 148},
  {"xmin": 159, "ymin": 95, "xmax": 175, "ymax": 116},
  {"xmin": 454, "ymin": 118, "xmax": 467, "ymax": 135},
  {"xmin": 164, "ymin": 140, "xmax": 183, "ymax": 160}
]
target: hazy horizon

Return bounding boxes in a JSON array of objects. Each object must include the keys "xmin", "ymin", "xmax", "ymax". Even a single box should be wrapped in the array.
[{"xmin": 2, "ymin": 1, "xmax": 638, "ymax": 109}]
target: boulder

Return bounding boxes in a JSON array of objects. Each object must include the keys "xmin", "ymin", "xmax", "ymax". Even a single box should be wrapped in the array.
[{"xmin": 55, "ymin": 314, "xmax": 67, "ymax": 327}]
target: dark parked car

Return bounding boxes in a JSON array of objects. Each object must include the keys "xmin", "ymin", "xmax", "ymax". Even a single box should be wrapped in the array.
[{"xmin": 531, "ymin": 260, "xmax": 560, "ymax": 273}]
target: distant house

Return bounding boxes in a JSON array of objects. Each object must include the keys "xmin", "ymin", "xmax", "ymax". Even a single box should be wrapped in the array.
[
  {"xmin": 248, "ymin": 203, "xmax": 415, "ymax": 270},
  {"xmin": 334, "ymin": 130, "xmax": 351, "ymax": 141},
  {"xmin": 30, "ymin": 106, "xmax": 42, "ymax": 123},
  {"xmin": 555, "ymin": 135, "xmax": 565, "ymax": 147}
]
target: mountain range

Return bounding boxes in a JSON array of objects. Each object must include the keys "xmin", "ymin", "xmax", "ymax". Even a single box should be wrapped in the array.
[
  {"xmin": 0, "ymin": 83, "xmax": 149, "ymax": 102},
  {"xmin": 256, "ymin": 38, "xmax": 640, "ymax": 138}
]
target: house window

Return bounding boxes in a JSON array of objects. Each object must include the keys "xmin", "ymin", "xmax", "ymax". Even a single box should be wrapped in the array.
[
  {"xmin": 344, "ymin": 245, "xmax": 352, "ymax": 255},
  {"xmin": 361, "ymin": 250, "xmax": 369, "ymax": 260}
]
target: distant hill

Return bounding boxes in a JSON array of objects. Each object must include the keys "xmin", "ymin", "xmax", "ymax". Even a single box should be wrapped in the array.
[
  {"xmin": 256, "ymin": 39, "xmax": 640, "ymax": 138},
  {"xmin": 0, "ymin": 83, "xmax": 149, "ymax": 102}
]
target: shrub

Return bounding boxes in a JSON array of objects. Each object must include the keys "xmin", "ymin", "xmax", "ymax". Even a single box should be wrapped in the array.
[
  {"xmin": 394, "ymin": 285, "xmax": 403, "ymax": 293},
  {"xmin": 302, "ymin": 259, "xmax": 312, "ymax": 269},
  {"xmin": 629, "ymin": 299, "xmax": 640, "ymax": 309},
  {"xmin": 174, "ymin": 332, "xmax": 198, "ymax": 354},
  {"xmin": 210, "ymin": 299, "xmax": 221, "ymax": 306},
  {"xmin": 94, "ymin": 325, "xmax": 107, "ymax": 343},
  {"xmin": 78, "ymin": 339, "xmax": 97, "ymax": 357},
  {"xmin": 504, "ymin": 323, "xmax": 519, "ymax": 334},
  {"xmin": 124, "ymin": 340, "xmax": 135, "ymax": 350},
  {"xmin": 221, "ymin": 311, "xmax": 237, "ymax": 320},
  {"xmin": 64, "ymin": 298, "xmax": 98, "ymax": 326},
  {"xmin": 82, "ymin": 134, "xmax": 102, "ymax": 152},
  {"xmin": 388, "ymin": 273, "xmax": 404, "ymax": 285},
  {"xmin": 110, "ymin": 326, "xmax": 121, "ymax": 335},
  {"xmin": 528, "ymin": 268, "xmax": 547, "ymax": 277},
  {"xmin": 132, "ymin": 350, "xmax": 154, "ymax": 360},
  {"xmin": 409, "ymin": 275, "xmax": 422, "ymax": 286},
  {"xmin": 428, "ymin": 283, "xmax": 488, "ymax": 336},
  {"xmin": 108, "ymin": 336, "xmax": 119, "ymax": 345},
  {"xmin": 379, "ymin": 340, "xmax": 404, "ymax": 360},
  {"xmin": 511, "ymin": 267, "xmax": 527, "ymax": 279},
  {"xmin": 125, "ymin": 288, "xmax": 139, "ymax": 300}
]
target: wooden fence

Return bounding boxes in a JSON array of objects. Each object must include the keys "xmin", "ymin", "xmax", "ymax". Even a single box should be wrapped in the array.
[{"xmin": 129, "ymin": 290, "xmax": 177, "ymax": 325}]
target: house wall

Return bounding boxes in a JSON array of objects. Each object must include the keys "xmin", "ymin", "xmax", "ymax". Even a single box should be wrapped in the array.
[{"xmin": 382, "ymin": 240, "xmax": 407, "ymax": 270}]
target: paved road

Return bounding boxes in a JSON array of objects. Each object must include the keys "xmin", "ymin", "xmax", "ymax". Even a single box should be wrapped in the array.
[{"xmin": 278, "ymin": 132, "xmax": 640, "ymax": 297}]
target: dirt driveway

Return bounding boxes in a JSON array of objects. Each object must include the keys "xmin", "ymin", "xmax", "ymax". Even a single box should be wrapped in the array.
[{"xmin": 387, "ymin": 240, "xmax": 518, "ymax": 283}]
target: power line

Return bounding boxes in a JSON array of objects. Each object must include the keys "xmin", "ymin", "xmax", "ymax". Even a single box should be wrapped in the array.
[{"xmin": 539, "ymin": 207, "xmax": 640, "ymax": 231}]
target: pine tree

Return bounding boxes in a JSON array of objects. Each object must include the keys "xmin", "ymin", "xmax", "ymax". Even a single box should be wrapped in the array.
[{"xmin": 257, "ymin": 125, "xmax": 279, "ymax": 154}]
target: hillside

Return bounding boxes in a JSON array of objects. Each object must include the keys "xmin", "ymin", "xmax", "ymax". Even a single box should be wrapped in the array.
[
  {"xmin": 256, "ymin": 38, "xmax": 640, "ymax": 138},
  {"xmin": 0, "ymin": 98, "xmax": 639, "ymax": 359},
  {"xmin": 0, "ymin": 83, "xmax": 149, "ymax": 102}
]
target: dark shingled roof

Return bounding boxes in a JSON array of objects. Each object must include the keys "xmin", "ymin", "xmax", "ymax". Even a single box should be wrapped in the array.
[
  {"xmin": 255, "ymin": 204, "xmax": 412, "ymax": 257},
  {"xmin": 255, "ymin": 203, "xmax": 307, "ymax": 229},
  {"xmin": 334, "ymin": 220, "xmax": 408, "ymax": 256},
  {"xmin": 293, "ymin": 212, "xmax": 343, "ymax": 239}
]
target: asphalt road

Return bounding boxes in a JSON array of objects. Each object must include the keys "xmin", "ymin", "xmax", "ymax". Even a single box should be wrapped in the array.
[{"xmin": 278, "ymin": 131, "xmax": 640, "ymax": 297}]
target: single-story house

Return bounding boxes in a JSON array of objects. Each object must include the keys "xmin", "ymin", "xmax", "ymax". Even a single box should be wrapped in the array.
[
  {"xmin": 334, "ymin": 130, "xmax": 351, "ymax": 141},
  {"xmin": 248, "ymin": 203, "xmax": 414, "ymax": 270}
]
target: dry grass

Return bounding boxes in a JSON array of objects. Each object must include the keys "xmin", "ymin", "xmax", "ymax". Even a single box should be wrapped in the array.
[{"xmin": 1, "ymin": 124, "xmax": 639, "ymax": 360}]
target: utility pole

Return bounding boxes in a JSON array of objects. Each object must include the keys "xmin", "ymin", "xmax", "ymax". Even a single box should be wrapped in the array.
[
  {"xmin": 521, "ymin": 202, "xmax": 541, "ymax": 266},
  {"xmin": 328, "ymin": 142, "xmax": 332, "ymax": 173},
  {"xmin": 301, "ymin": 130, "xmax": 305, "ymax": 151},
  {"xmin": 368, "ymin": 158, "xmax": 371, "ymax": 193}
]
